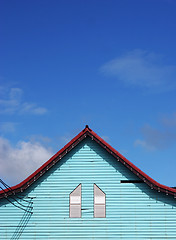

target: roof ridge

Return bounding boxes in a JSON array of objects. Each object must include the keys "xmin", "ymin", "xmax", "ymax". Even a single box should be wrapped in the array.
[{"xmin": 0, "ymin": 126, "xmax": 176, "ymax": 198}]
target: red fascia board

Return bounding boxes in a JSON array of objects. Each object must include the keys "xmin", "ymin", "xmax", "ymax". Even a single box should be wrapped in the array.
[{"xmin": 0, "ymin": 126, "xmax": 176, "ymax": 198}]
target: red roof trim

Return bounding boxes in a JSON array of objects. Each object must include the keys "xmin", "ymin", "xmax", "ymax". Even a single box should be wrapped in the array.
[{"xmin": 1, "ymin": 125, "xmax": 176, "ymax": 198}]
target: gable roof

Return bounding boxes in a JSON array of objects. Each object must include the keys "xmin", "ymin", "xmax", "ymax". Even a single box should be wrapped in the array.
[{"xmin": 0, "ymin": 125, "xmax": 176, "ymax": 198}]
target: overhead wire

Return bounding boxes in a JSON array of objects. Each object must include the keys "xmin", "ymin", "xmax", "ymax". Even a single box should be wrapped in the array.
[
  {"xmin": 0, "ymin": 186, "xmax": 33, "ymax": 214},
  {"xmin": 0, "ymin": 179, "xmax": 32, "ymax": 203},
  {"xmin": 0, "ymin": 182, "xmax": 33, "ymax": 209}
]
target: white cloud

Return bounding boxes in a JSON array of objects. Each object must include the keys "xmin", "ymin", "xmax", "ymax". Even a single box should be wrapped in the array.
[
  {"xmin": 0, "ymin": 137, "xmax": 53, "ymax": 186},
  {"xmin": 0, "ymin": 87, "xmax": 47, "ymax": 115},
  {"xmin": 101, "ymin": 49, "xmax": 176, "ymax": 92}
]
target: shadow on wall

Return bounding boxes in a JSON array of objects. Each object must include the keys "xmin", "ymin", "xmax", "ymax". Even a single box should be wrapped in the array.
[{"xmin": 10, "ymin": 198, "xmax": 33, "ymax": 240}]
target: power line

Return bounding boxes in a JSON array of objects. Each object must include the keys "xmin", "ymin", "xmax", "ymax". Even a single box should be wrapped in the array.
[
  {"xmin": 0, "ymin": 186, "xmax": 33, "ymax": 214},
  {"xmin": 0, "ymin": 179, "xmax": 32, "ymax": 203},
  {"xmin": 0, "ymin": 182, "xmax": 33, "ymax": 209}
]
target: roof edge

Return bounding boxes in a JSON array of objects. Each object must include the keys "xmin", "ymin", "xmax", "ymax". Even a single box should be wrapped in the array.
[{"xmin": 1, "ymin": 125, "xmax": 176, "ymax": 198}]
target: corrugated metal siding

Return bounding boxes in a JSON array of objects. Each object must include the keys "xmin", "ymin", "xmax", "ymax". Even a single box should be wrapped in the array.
[{"xmin": 0, "ymin": 137, "xmax": 176, "ymax": 239}]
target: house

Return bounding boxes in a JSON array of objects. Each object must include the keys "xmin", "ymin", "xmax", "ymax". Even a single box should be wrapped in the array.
[{"xmin": 0, "ymin": 125, "xmax": 176, "ymax": 239}]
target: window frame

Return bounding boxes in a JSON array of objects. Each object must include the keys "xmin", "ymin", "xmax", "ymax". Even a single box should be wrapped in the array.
[
  {"xmin": 69, "ymin": 184, "xmax": 82, "ymax": 218},
  {"xmin": 94, "ymin": 184, "xmax": 106, "ymax": 218}
]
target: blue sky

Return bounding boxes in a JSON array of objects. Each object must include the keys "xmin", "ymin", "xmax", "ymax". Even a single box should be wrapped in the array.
[{"xmin": 1, "ymin": 0, "xmax": 176, "ymax": 187}]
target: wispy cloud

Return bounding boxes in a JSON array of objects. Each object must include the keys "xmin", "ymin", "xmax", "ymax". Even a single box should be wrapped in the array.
[
  {"xmin": 134, "ymin": 138, "xmax": 156, "ymax": 151},
  {"xmin": 135, "ymin": 113, "xmax": 176, "ymax": 151},
  {"xmin": 0, "ymin": 88, "xmax": 23, "ymax": 114},
  {"xmin": 0, "ymin": 137, "xmax": 53, "ymax": 186},
  {"xmin": 0, "ymin": 122, "xmax": 18, "ymax": 133},
  {"xmin": 20, "ymin": 103, "xmax": 47, "ymax": 115},
  {"xmin": 101, "ymin": 49, "xmax": 176, "ymax": 92},
  {"xmin": 29, "ymin": 134, "xmax": 52, "ymax": 144},
  {"xmin": 161, "ymin": 112, "xmax": 176, "ymax": 127},
  {"xmin": 0, "ymin": 87, "xmax": 48, "ymax": 115}
]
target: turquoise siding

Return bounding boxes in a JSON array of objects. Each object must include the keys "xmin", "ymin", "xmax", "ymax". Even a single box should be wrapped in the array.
[{"xmin": 0, "ymin": 137, "xmax": 176, "ymax": 239}]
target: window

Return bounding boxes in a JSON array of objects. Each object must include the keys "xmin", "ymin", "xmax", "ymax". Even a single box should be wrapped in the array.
[
  {"xmin": 94, "ymin": 184, "xmax": 106, "ymax": 218},
  {"xmin": 69, "ymin": 184, "xmax": 106, "ymax": 218},
  {"xmin": 69, "ymin": 184, "xmax": 81, "ymax": 218}
]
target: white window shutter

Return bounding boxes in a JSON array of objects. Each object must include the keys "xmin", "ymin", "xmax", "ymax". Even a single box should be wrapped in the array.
[
  {"xmin": 94, "ymin": 184, "xmax": 106, "ymax": 218},
  {"xmin": 69, "ymin": 184, "xmax": 81, "ymax": 218}
]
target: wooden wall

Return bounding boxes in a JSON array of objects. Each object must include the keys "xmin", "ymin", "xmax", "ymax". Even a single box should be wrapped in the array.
[{"xmin": 0, "ymin": 137, "xmax": 176, "ymax": 239}]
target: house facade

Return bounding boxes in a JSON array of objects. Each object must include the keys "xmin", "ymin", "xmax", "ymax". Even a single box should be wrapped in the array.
[{"xmin": 0, "ymin": 125, "xmax": 176, "ymax": 239}]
